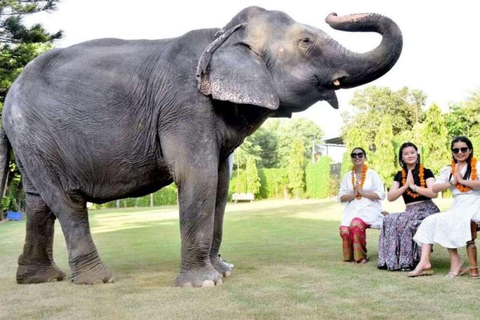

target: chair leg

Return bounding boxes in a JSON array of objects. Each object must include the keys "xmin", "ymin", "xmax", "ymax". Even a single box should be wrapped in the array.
[{"xmin": 467, "ymin": 221, "xmax": 479, "ymax": 279}]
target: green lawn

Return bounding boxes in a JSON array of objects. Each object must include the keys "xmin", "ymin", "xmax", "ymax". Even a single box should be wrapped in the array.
[{"xmin": 1, "ymin": 198, "xmax": 478, "ymax": 320}]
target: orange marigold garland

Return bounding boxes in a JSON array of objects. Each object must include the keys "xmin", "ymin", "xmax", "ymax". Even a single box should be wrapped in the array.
[
  {"xmin": 351, "ymin": 165, "xmax": 368, "ymax": 199},
  {"xmin": 401, "ymin": 164, "xmax": 426, "ymax": 198},
  {"xmin": 451, "ymin": 157, "xmax": 477, "ymax": 192}
]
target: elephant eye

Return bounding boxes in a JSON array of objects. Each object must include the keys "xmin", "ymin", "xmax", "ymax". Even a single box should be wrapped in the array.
[{"xmin": 299, "ymin": 37, "xmax": 313, "ymax": 49}]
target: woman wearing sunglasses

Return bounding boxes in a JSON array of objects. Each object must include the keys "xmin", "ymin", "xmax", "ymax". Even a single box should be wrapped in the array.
[
  {"xmin": 338, "ymin": 147, "xmax": 385, "ymax": 264},
  {"xmin": 377, "ymin": 142, "xmax": 440, "ymax": 271},
  {"xmin": 409, "ymin": 136, "xmax": 480, "ymax": 277}
]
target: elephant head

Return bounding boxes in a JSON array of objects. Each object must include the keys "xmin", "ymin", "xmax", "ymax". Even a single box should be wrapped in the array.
[{"xmin": 197, "ymin": 6, "xmax": 402, "ymax": 113}]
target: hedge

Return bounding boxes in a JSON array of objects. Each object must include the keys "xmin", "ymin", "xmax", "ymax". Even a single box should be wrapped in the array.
[{"xmin": 305, "ymin": 156, "xmax": 332, "ymax": 199}]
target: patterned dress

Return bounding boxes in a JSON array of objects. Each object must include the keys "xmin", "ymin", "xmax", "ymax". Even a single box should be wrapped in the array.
[{"xmin": 377, "ymin": 168, "xmax": 439, "ymax": 271}]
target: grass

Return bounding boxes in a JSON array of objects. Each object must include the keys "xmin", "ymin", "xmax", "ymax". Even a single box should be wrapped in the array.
[{"xmin": 1, "ymin": 197, "xmax": 479, "ymax": 320}]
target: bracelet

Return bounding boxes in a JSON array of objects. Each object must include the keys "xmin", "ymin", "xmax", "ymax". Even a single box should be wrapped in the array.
[{"xmin": 413, "ymin": 185, "xmax": 417, "ymax": 192}]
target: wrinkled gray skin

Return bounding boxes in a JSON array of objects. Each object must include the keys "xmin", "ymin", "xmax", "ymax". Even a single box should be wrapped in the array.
[{"xmin": 0, "ymin": 7, "xmax": 402, "ymax": 287}]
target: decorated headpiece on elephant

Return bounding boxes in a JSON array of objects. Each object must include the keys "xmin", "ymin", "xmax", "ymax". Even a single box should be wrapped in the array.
[{"xmin": 0, "ymin": 6, "xmax": 402, "ymax": 287}]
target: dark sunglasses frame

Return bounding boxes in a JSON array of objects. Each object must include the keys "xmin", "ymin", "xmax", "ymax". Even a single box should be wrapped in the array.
[
  {"xmin": 350, "ymin": 152, "xmax": 364, "ymax": 159},
  {"xmin": 451, "ymin": 147, "xmax": 469, "ymax": 154}
]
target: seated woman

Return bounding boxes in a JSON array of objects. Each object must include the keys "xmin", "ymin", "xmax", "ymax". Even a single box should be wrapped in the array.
[
  {"xmin": 409, "ymin": 136, "xmax": 480, "ymax": 277},
  {"xmin": 338, "ymin": 147, "xmax": 385, "ymax": 264},
  {"xmin": 377, "ymin": 142, "xmax": 439, "ymax": 271}
]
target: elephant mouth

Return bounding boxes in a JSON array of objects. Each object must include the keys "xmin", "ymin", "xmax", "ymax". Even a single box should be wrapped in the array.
[
  {"xmin": 324, "ymin": 90, "xmax": 339, "ymax": 109},
  {"xmin": 315, "ymin": 75, "xmax": 344, "ymax": 109}
]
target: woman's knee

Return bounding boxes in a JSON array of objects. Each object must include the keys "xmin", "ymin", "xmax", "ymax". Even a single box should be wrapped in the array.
[
  {"xmin": 339, "ymin": 226, "xmax": 350, "ymax": 239},
  {"xmin": 350, "ymin": 218, "xmax": 368, "ymax": 229}
]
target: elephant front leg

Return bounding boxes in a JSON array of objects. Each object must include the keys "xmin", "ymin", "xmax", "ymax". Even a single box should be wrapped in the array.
[
  {"xmin": 209, "ymin": 157, "xmax": 233, "ymax": 278},
  {"xmin": 175, "ymin": 168, "xmax": 223, "ymax": 287}
]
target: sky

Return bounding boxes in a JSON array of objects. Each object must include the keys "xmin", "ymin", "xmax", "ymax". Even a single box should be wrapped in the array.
[{"xmin": 28, "ymin": 0, "xmax": 480, "ymax": 139}]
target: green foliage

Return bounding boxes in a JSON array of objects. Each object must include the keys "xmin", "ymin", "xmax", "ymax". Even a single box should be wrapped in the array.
[
  {"xmin": 342, "ymin": 86, "xmax": 427, "ymax": 152},
  {"xmin": 0, "ymin": 1, "xmax": 62, "ymax": 212},
  {"xmin": 1, "ymin": 0, "xmax": 62, "ymax": 104},
  {"xmin": 101, "ymin": 184, "xmax": 178, "ymax": 208},
  {"xmin": 444, "ymin": 90, "xmax": 480, "ymax": 157},
  {"xmin": 2, "ymin": 196, "xmax": 16, "ymax": 212},
  {"xmin": 275, "ymin": 118, "xmax": 323, "ymax": 168},
  {"xmin": 372, "ymin": 118, "xmax": 396, "ymax": 184},
  {"xmin": 230, "ymin": 157, "xmax": 261, "ymax": 197},
  {"xmin": 287, "ymin": 139, "xmax": 306, "ymax": 199},
  {"xmin": 305, "ymin": 156, "xmax": 332, "ymax": 199},
  {"xmin": 245, "ymin": 156, "xmax": 260, "ymax": 194},
  {"xmin": 421, "ymin": 104, "xmax": 450, "ymax": 175},
  {"xmin": 248, "ymin": 126, "xmax": 279, "ymax": 168},
  {"xmin": 340, "ymin": 150, "xmax": 352, "ymax": 179},
  {"xmin": 445, "ymin": 90, "xmax": 480, "ymax": 140},
  {"xmin": 258, "ymin": 168, "xmax": 288, "ymax": 199},
  {"xmin": 233, "ymin": 137, "xmax": 261, "ymax": 170}
]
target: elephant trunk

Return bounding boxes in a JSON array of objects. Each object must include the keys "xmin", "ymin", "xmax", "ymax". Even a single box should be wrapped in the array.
[{"xmin": 325, "ymin": 13, "xmax": 403, "ymax": 89}]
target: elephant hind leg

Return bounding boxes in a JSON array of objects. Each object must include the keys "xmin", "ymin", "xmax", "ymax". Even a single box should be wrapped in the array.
[
  {"xmin": 17, "ymin": 192, "xmax": 66, "ymax": 284},
  {"xmin": 18, "ymin": 155, "xmax": 114, "ymax": 285},
  {"xmin": 52, "ymin": 195, "xmax": 115, "ymax": 285}
]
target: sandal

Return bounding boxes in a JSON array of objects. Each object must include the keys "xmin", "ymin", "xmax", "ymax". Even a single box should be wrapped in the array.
[
  {"xmin": 407, "ymin": 268, "xmax": 434, "ymax": 277},
  {"xmin": 357, "ymin": 256, "xmax": 370, "ymax": 264},
  {"xmin": 445, "ymin": 268, "xmax": 468, "ymax": 278},
  {"xmin": 470, "ymin": 267, "xmax": 479, "ymax": 279}
]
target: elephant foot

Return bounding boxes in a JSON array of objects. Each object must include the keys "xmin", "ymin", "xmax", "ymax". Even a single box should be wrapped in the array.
[
  {"xmin": 176, "ymin": 265, "xmax": 223, "ymax": 287},
  {"xmin": 211, "ymin": 254, "xmax": 233, "ymax": 277},
  {"xmin": 71, "ymin": 264, "xmax": 115, "ymax": 285},
  {"xmin": 17, "ymin": 264, "xmax": 66, "ymax": 284}
]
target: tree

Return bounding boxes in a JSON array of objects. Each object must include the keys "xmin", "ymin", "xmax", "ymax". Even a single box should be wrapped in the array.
[
  {"xmin": 1, "ymin": 0, "xmax": 62, "ymax": 108},
  {"xmin": 445, "ymin": 103, "xmax": 470, "ymax": 138},
  {"xmin": 445, "ymin": 89, "xmax": 480, "ymax": 152},
  {"xmin": 248, "ymin": 125, "xmax": 279, "ymax": 168},
  {"xmin": 372, "ymin": 118, "xmax": 396, "ymax": 185},
  {"xmin": 245, "ymin": 156, "xmax": 261, "ymax": 195},
  {"xmin": 287, "ymin": 138, "xmax": 306, "ymax": 199},
  {"xmin": 421, "ymin": 104, "xmax": 450, "ymax": 175},
  {"xmin": 277, "ymin": 118, "xmax": 323, "ymax": 167},
  {"xmin": 342, "ymin": 86, "xmax": 427, "ymax": 152},
  {"xmin": 0, "ymin": 1, "xmax": 61, "ymax": 218}
]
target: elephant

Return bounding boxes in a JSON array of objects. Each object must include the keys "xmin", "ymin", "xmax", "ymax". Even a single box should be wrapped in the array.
[{"xmin": 0, "ymin": 6, "xmax": 402, "ymax": 287}]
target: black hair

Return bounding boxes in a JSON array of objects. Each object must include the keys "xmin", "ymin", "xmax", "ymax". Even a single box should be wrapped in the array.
[
  {"xmin": 451, "ymin": 136, "xmax": 474, "ymax": 180},
  {"xmin": 398, "ymin": 142, "xmax": 421, "ymax": 169},
  {"xmin": 351, "ymin": 147, "xmax": 367, "ymax": 160}
]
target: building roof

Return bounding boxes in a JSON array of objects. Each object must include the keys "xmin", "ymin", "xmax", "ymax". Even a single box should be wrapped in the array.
[{"xmin": 324, "ymin": 137, "xmax": 344, "ymax": 145}]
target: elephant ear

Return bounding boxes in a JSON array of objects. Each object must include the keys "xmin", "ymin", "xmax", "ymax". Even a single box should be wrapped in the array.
[{"xmin": 196, "ymin": 24, "xmax": 279, "ymax": 110}]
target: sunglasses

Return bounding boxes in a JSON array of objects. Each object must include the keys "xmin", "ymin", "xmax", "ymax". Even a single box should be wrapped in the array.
[
  {"xmin": 350, "ymin": 152, "xmax": 364, "ymax": 159},
  {"xmin": 452, "ymin": 147, "xmax": 469, "ymax": 154}
]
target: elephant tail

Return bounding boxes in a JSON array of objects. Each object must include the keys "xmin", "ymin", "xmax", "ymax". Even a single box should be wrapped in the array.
[{"xmin": 0, "ymin": 127, "xmax": 11, "ymax": 199}]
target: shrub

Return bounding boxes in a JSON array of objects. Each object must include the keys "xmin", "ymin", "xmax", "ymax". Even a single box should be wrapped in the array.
[{"xmin": 305, "ymin": 156, "xmax": 332, "ymax": 199}]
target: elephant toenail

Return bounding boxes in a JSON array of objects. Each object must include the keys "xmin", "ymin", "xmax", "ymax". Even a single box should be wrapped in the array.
[{"xmin": 201, "ymin": 280, "xmax": 215, "ymax": 287}]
